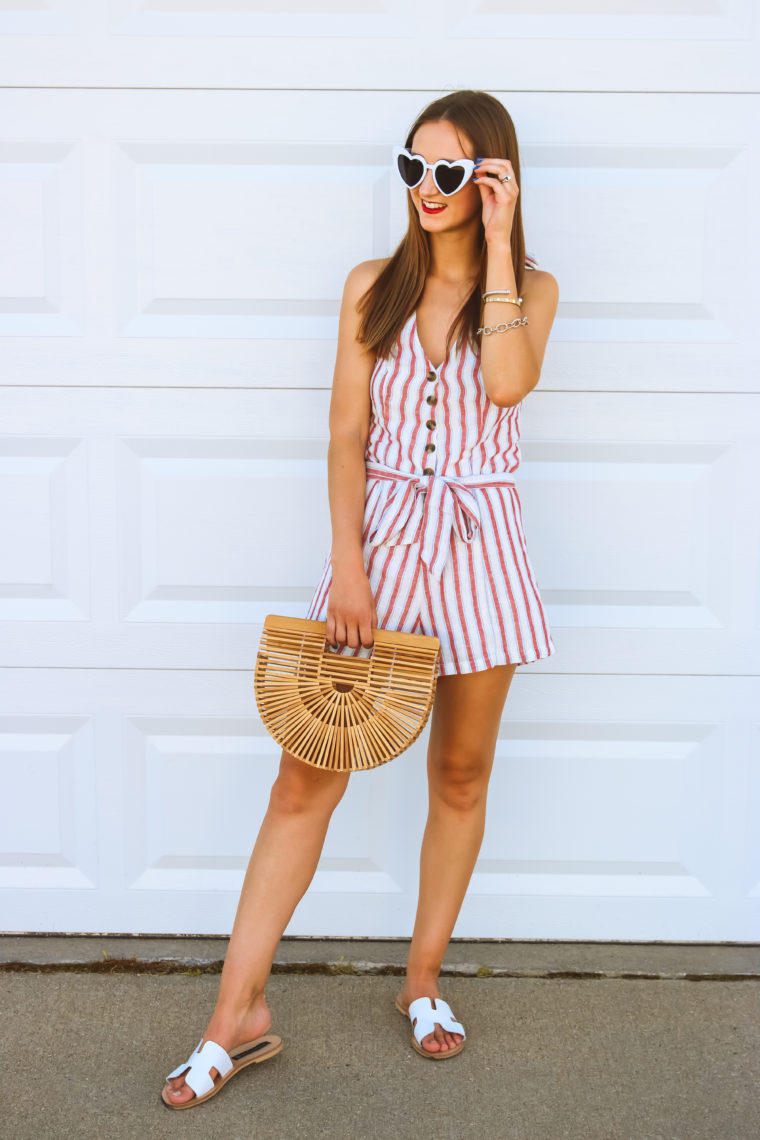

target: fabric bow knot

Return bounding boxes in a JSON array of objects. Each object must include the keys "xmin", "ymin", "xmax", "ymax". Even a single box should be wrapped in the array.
[{"xmin": 366, "ymin": 469, "xmax": 483, "ymax": 581}]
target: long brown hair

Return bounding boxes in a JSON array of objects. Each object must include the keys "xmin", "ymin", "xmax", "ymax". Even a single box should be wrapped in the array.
[{"xmin": 357, "ymin": 90, "xmax": 533, "ymax": 360}]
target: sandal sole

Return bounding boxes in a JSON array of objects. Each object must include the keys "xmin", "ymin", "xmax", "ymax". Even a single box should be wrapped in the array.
[{"xmin": 161, "ymin": 1034, "xmax": 283, "ymax": 1109}]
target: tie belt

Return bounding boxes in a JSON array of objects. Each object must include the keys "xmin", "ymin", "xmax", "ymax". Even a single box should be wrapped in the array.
[{"xmin": 364, "ymin": 461, "xmax": 516, "ymax": 581}]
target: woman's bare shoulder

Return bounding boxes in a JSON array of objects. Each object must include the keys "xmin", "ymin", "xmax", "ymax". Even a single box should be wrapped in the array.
[
  {"xmin": 343, "ymin": 256, "xmax": 392, "ymax": 299},
  {"xmin": 522, "ymin": 267, "xmax": 559, "ymax": 302}
]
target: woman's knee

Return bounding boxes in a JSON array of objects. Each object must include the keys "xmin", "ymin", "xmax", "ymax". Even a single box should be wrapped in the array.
[
  {"xmin": 268, "ymin": 751, "xmax": 350, "ymax": 817},
  {"xmin": 429, "ymin": 749, "xmax": 493, "ymax": 813}
]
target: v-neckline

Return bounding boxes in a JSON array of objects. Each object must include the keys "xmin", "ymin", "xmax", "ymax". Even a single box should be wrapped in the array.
[{"xmin": 411, "ymin": 312, "xmax": 447, "ymax": 374}]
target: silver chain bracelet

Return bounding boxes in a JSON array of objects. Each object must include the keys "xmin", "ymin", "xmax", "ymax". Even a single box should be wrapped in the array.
[{"xmin": 477, "ymin": 316, "xmax": 529, "ymax": 335}]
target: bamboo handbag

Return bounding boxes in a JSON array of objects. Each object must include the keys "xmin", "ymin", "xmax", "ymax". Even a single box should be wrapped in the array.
[{"xmin": 254, "ymin": 615, "xmax": 441, "ymax": 772}]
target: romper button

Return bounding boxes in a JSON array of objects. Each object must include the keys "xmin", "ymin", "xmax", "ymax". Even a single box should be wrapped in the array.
[
  {"xmin": 423, "ymin": 467, "xmax": 434, "ymax": 476},
  {"xmin": 425, "ymin": 442, "xmax": 436, "ymax": 452},
  {"xmin": 426, "ymin": 394, "xmax": 437, "ymax": 405},
  {"xmin": 425, "ymin": 419, "xmax": 436, "ymax": 430},
  {"xmin": 426, "ymin": 371, "xmax": 436, "ymax": 381}
]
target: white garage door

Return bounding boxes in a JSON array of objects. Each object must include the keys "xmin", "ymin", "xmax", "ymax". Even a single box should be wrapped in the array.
[{"xmin": 1, "ymin": 4, "xmax": 758, "ymax": 940}]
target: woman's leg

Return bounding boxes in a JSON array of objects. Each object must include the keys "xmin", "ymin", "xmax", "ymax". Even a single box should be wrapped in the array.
[
  {"xmin": 165, "ymin": 751, "xmax": 350, "ymax": 1103},
  {"xmin": 396, "ymin": 663, "xmax": 518, "ymax": 1054}
]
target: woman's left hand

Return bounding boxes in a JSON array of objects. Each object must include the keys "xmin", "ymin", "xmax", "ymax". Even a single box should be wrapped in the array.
[{"xmin": 473, "ymin": 157, "xmax": 519, "ymax": 245}]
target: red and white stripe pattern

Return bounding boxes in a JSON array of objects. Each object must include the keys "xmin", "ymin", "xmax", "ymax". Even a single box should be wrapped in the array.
[{"xmin": 306, "ymin": 255, "xmax": 556, "ymax": 675}]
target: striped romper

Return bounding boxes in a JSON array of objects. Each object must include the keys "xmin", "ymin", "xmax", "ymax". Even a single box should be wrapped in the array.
[{"xmin": 306, "ymin": 258, "xmax": 556, "ymax": 676}]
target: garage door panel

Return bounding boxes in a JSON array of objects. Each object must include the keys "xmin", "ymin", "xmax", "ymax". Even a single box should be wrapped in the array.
[
  {"xmin": 118, "ymin": 437, "xmax": 331, "ymax": 625},
  {"xmin": 109, "ymin": 0, "xmax": 409, "ymax": 42},
  {"xmin": 122, "ymin": 713, "xmax": 422, "ymax": 909},
  {"xmin": 523, "ymin": 440, "xmax": 747, "ymax": 633},
  {"xmin": 518, "ymin": 393, "xmax": 760, "ymax": 671},
  {"xmin": 114, "ymin": 140, "xmax": 391, "ymax": 342},
  {"xmin": 476, "ymin": 718, "xmax": 746, "ymax": 904},
  {"xmin": 123, "ymin": 718, "xmax": 278, "ymax": 893},
  {"xmin": 0, "ymin": 715, "xmax": 97, "ymax": 892},
  {"xmin": 0, "ymin": 136, "xmax": 84, "ymax": 339},
  {"xmin": 1, "ymin": 2, "xmax": 756, "ymax": 90},
  {"xmin": 0, "ymin": 438, "xmax": 90, "ymax": 622}
]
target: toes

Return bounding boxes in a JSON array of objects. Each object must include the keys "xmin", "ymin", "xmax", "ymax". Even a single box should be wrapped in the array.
[
  {"xmin": 418, "ymin": 1027, "xmax": 465, "ymax": 1054},
  {"xmin": 166, "ymin": 1079, "xmax": 195, "ymax": 1103},
  {"xmin": 425, "ymin": 1030, "xmax": 462, "ymax": 1053},
  {"xmin": 165, "ymin": 1061, "xmax": 223, "ymax": 1103}
]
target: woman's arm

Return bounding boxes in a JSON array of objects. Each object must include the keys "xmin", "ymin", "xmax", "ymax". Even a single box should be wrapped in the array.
[
  {"xmin": 480, "ymin": 247, "xmax": 559, "ymax": 407},
  {"xmin": 324, "ymin": 259, "xmax": 387, "ymax": 650},
  {"xmin": 472, "ymin": 157, "xmax": 559, "ymax": 407}
]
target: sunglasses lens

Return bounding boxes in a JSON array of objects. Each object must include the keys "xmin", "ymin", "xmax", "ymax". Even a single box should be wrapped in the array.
[
  {"xmin": 397, "ymin": 152, "xmax": 424, "ymax": 188},
  {"xmin": 434, "ymin": 164, "xmax": 467, "ymax": 195}
]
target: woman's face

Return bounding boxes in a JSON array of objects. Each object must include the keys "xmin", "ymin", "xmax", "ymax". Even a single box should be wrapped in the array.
[{"xmin": 408, "ymin": 119, "xmax": 482, "ymax": 232}]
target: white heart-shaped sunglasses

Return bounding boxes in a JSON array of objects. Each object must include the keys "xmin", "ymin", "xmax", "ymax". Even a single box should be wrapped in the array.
[{"xmin": 392, "ymin": 146, "xmax": 477, "ymax": 197}]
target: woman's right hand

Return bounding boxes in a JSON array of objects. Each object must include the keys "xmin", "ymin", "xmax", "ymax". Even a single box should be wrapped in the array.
[{"xmin": 326, "ymin": 559, "xmax": 377, "ymax": 650}]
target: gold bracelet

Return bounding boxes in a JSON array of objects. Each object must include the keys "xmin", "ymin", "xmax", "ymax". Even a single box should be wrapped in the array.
[{"xmin": 483, "ymin": 296, "xmax": 522, "ymax": 306}]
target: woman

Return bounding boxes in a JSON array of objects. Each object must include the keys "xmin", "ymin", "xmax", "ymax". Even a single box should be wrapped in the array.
[{"xmin": 162, "ymin": 88, "xmax": 558, "ymax": 1108}]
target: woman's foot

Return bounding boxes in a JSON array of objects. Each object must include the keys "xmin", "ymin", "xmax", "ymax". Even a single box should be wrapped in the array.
[
  {"xmin": 395, "ymin": 982, "xmax": 464, "ymax": 1055},
  {"xmin": 163, "ymin": 995, "xmax": 273, "ymax": 1106}
]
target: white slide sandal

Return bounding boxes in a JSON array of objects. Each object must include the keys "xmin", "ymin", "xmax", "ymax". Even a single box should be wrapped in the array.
[
  {"xmin": 161, "ymin": 1033, "xmax": 283, "ymax": 1109},
  {"xmin": 395, "ymin": 995, "xmax": 467, "ymax": 1059}
]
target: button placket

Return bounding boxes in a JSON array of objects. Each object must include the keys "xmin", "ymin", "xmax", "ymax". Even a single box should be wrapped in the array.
[{"xmin": 423, "ymin": 366, "xmax": 437, "ymax": 476}]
